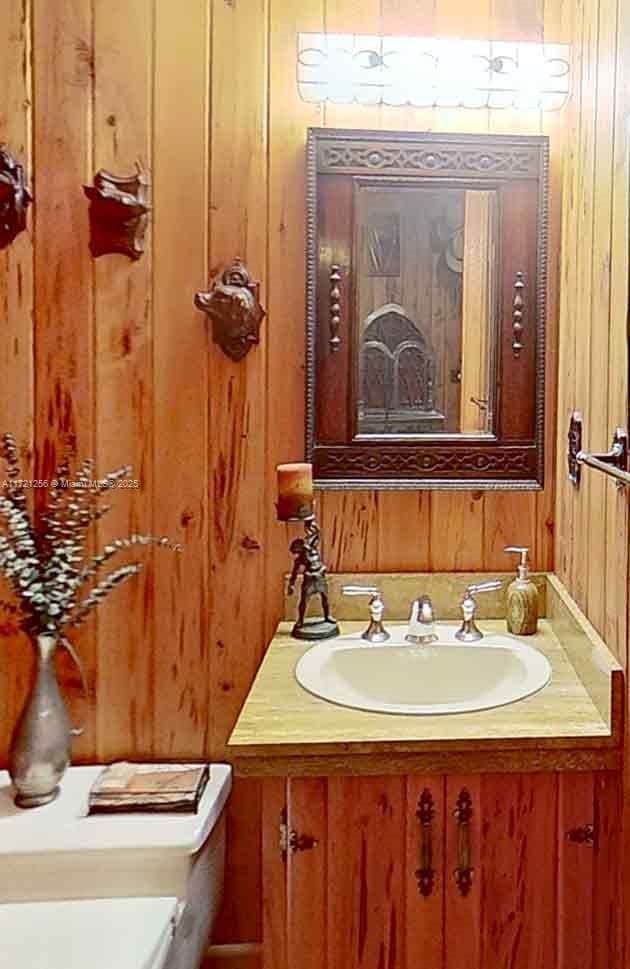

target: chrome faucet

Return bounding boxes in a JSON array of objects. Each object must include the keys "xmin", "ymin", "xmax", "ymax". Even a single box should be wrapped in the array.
[
  {"xmin": 405, "ymin": 595, "xmax": 439, "ymax": 645},
  {"xmin": 342, "ymin": 586, "xmax": 390, "ymax": 643},
  {"xmin": 455, "ymin": 580, "xmax": 503, "ymax": 642}
]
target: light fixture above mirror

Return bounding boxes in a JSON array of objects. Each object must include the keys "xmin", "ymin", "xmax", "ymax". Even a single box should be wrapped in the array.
[{"xmin": 297, "ymin": 34, "xmax": 571, "ymax": 111}]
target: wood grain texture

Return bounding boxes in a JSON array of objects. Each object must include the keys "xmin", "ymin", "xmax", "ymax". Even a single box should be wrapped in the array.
[
  {"xmin": 478, "ymin": 773, "xmax": 557, "ymax": 969},
  {"xmin": 264, "ymin": 768, "xmax": 620, "ymax": 969},
  {"xmin": 327, "ymin": 776, "xmax": 405, "ymax": 968},
  {"xmin": 592, "ymin": 771, "xmax": 622, "ymax": 969},
  {"xmin": 555, "ymin": 0, "xmax": 630, "ymax": 664},
  {"xmin": 0, "ymin": 0, "xmax": 34, "ymax": 767},
  {"xmin": 3, "ymin": 0, "xmax": 629, "ymax": 960},
  {"xmin": 558, "ymin": 771, "xmax": 595, "ymax": 969},
  {"xmin": 287, "ymin": 778, "xmax": 327, "ymax": 969},
  {"xmin": 207, "ymin": 0, "xmax": 268, "ymax": 948},
  {"xmin": 405, "ymin": 775, "xmax": 445, "ymax": 969},
  {"xmin": 151, "ymin": 0, "xmax": 210, "ymax": 756},
  {"xmin": 93, "ymin": 0, "xmax": 154, "ymax": 761},
  {"xmin": 261, "ymin": 778, "xmax": 287, "ymax": 969},
  {"xmin": 32, "ymin": 0, "xmax": 96, "ymax": 756}
]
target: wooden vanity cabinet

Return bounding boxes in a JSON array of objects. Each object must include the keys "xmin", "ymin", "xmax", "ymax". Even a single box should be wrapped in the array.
[{"xmin": 262, "ymin": 771, "xmax": 621, "ymax": 969}]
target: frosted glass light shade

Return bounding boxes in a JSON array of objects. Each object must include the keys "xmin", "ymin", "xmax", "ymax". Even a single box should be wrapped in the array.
[{"xmin": 297, "ymin": 34, "xmax": 571, "ymax": 111}]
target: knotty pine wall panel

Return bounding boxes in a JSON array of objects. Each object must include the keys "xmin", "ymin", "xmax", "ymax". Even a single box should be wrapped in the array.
[
  {"xmin": 0, "ymin": 0, "xmax": 34, "ymax": 764},
  {"xmin": 1, "ymin": 0, "xmax": 619, "ymax": 961},
  {"xmin": 555, "ymin": 0, "xmax": 630, "ymax": 665}
]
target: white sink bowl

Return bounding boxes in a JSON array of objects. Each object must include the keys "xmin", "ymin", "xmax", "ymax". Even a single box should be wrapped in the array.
[{"xmin": 295, "ymin": 628, "xmax": 551, "ymax": 715}]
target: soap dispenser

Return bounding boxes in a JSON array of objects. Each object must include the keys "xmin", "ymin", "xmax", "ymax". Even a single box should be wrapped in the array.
[{"xmin": 504, "ymin": 545, "xmax": 538, "ymax": 635}]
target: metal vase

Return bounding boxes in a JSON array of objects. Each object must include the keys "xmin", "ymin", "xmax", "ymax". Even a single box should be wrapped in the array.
[{"xmin": 8, "ymin": 633, "xmax": 72, "ymax": 808}]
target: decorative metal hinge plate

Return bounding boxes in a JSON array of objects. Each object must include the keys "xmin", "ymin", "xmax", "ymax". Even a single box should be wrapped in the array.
[
  {"xmin": 279, "ymin": 808, "xmax": 319, "ymax": 860},
  {"xmin": 0, "ymin": 146, "xmax": 32, "ymax": 250},
  {"xmin": 566, "ymin": 824, "xmax": 595, "ymax": 846}
]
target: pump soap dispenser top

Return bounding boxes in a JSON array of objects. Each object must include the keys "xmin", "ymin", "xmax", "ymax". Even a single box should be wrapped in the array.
[{"xmin": 504, "ymin": 545, "xmax": 538, "ymax": 635}]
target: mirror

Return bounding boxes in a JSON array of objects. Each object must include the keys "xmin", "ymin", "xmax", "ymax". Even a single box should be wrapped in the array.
[
  {"xmin": 356, "ymin": 185, "xmax": 498, "ymax": 437},
  {"xmin": 306, "ymin": 129, "xmax": 549, "ymax": 489}
]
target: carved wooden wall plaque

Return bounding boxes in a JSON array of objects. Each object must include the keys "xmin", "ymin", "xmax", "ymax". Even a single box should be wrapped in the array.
[
  {"xmin": 84, "ymin": 167, "xmax": 151, "ymax": 260},
  {"xmin": 194, "ymin": 258, "xmax": 266, "ymax": 362},
  {"xmin": 0, "ymin": 147, "xmax": 32, "ymax": 249}
]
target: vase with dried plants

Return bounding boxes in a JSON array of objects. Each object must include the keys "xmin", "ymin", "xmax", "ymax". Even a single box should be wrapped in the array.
[{"xmin": 0, "ymin": 434, "xmax": 180, "ymax": 808}]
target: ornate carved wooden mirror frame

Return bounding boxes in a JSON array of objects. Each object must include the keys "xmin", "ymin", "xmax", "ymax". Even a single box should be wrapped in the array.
[{"xmin": 305, "ymin": 128, "xmax": 549, "ymax": 490}]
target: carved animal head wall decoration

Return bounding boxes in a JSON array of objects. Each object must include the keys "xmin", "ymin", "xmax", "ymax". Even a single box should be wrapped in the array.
[
  {"xmin": 84, "ymin": 167, "xmax": 151, "ymax": 260},
  {"xmin": 195, "ymin": 259, "xmax": 266, "ymax": 362},
  {"xmin": 0, "ymin": 147, "xmax": 32, "ymax": 249}
]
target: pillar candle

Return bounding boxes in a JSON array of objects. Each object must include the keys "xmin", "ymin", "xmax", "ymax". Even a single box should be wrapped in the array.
[{"xmin": 276, "ymin": 463, "xmax": 314, "ymax": 521}]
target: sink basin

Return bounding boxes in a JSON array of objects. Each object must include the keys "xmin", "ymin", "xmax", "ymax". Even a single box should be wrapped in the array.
[{"xmin": 294, "ymin": 628, "xmax": 551, "ymax": 715}]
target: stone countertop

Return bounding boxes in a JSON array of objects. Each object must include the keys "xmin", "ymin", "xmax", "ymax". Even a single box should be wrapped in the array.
[{"xmin": 228, "ymin": 576, "xmax": 623, "ymax": 776}]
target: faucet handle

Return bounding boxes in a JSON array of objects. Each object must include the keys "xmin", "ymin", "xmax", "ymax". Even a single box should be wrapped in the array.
[
  {"xmin": 465, "ymin": 579, "xmax": 503, "ymax": 598},
  {"xmin": 456, "ymin": 579, "xmax": 503, "ymax": 642},
  {"xmin": 342, "ymin": 585, "xmax": 389, "ymax": 643},
  {"xmin": 342, "ymin": 585, "xmax": 381, "ymax": 597}
]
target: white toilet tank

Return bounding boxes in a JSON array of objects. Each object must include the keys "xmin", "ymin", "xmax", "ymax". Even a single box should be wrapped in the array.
[{"xmin": 0, "ymin": 764, "xmax": 232, "ymax": 969}]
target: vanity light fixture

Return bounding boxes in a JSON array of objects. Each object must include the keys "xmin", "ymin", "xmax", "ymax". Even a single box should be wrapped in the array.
[{"xmin": 297, "ymin": 34, "xmax": 570, "ymax": 110}]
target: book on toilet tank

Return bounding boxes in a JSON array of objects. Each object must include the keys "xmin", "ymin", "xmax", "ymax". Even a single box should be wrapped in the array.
[{"xmin": 88, "ymin": 762, "xmax": 210, "ymax": 814}]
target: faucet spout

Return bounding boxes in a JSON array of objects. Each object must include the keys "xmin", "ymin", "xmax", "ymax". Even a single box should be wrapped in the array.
[{"xmin": 405, "ymin": 594, "xmax": 439, "ymax": 645}]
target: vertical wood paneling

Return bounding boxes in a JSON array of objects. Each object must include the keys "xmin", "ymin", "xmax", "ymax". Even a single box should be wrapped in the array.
[
  {"xmin": 592, "ymin": 772, "xmax": 622, "ymax": 969},
  {"xmin": 6, "ymin": 4, "xmax": 630, "ymax": 963},
  {"xmin": 586, "ymin": 0, "xmax": 614, "ymax": 631},
  {"xmin": 555, "ymin": 0, "xmax": 630, "ymax": 665},
  {"xmin": 208, "ymin": 0, "xmax": 269, "ymax": 760},
  {"xmin": 152, "ymin": 0, "xmax": 210, "ymax": 756},
  {"xmin": 429, "ymin": 493, "xmax": 485, "ymax": 571},
  {"xmin": 557, "ymin": 772, "xmax": 594, "ymax": 969},
  {"xmin": 605, "ymin": 0, "xmax": 629, "ymax": 666},
  {"xmin": 207, "ymin": 0, "xmax": 269, "ymax": 947},
  {"xmin": 287, "ymin": 778, "xmax": 328, "ymax": 969},
  {"xmin": 262, "ymin": 778, "xmax": 287, "ymax": 969},
  {"xmin": 266, "ymin": 0, "xmax": 323, "ymax": 641},
  {"xmin": 573, "ymin": 2, "xmax": 597, "ymax": 610},
  {"xmin": 32, "ymin": 0, "xmax": 96, "ymax": 756},
  {"xmin": 0, "ymin": 0, "xmax": 34, "ymax": 766},
  {"xmin": 405, "ymin": 776, "xmax": 445, "ymax": 969},
  {"xmin": 477, "ymin": 773, "xmax": 557, "ymax": 969},
  {"xmin": 327, "ymin": 776, "xmax": 405, "ymax": 968},
  {"xmin": 93, "ymin": 0, "xmax": 154, "ymax": 761}
]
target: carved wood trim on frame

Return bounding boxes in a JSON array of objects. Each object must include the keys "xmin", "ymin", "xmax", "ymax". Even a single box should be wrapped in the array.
[{"xmin": 305, "ymin": 128, "xmax": 549, "ymax": 491}]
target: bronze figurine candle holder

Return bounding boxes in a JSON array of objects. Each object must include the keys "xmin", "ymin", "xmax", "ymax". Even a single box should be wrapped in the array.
[{"xmin": 287, "ymin": 514, "xmax": 339, "ymax": 641}]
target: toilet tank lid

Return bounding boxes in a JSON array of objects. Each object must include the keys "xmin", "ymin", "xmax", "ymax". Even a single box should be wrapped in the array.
[
  {"xmin": 0, "ymin": 896, "xmax": 178, "ymax": 969},
  {"xmin": 0, "ymin": 763, "xmax": 232, "ymax": 857}
]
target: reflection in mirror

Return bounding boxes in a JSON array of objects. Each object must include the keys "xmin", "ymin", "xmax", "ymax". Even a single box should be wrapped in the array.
[{"xmin": 356, "ymin": 186, "xmax": 498, "ymax": 437}]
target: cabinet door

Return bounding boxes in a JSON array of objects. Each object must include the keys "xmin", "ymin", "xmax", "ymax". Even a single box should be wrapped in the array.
[
  {"xmin": 272, "ymin": 775, "xmax": 445, "ymax": 969},
  {"xmin": 405, "ymin": 776, "xmax": 446, "ymax": 969},
  {"xmin": 262, "ymin": 770, "xmax": 621, "ymax": 969},
  {"xmin": 558, "ymin": 771, "xmax": 622, "ymax": 969},
  {"xmin": 442, "ymin": 772, "xmax": 621, "ymax": 969},
  {"xmin": 445, "ymin": 773, "xmax": 558, "ymax": 969}
]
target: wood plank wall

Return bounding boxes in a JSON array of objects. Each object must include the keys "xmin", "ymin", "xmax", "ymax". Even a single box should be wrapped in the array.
[
  {"xmin": 555, "ymin": 0, "xmax": 630, "ymax": 668},
  {"xmin": 1, "ymin": 0, "xmax": 618, "ymax": 959}
]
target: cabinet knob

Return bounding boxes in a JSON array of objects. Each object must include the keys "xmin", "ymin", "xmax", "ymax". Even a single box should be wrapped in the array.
[
  {"xmin": 279, "ymin": 809, "xmax": 319, "ymax": 859},
  {"xmin": 289, "ymin": 831, "xmax": 319, "ymax": 853}
]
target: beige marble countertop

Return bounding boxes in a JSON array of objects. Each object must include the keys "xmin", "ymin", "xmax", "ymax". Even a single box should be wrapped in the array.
[{"xmin": 228, "ymin": 576, "xmax": 623, "ymax": 776}]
